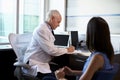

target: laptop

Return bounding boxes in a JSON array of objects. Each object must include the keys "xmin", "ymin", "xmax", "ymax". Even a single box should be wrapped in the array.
[{"xmin": 54, "ymin": 34, "xmax": 70, "ymax": 48}]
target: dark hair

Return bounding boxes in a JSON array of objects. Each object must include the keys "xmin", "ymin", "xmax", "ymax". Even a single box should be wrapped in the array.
[{"xmin": 86, "ymin": 17, "xmax": 114, "ymax": 63}]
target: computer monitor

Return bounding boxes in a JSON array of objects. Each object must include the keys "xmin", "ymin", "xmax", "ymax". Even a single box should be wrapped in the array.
[
  {"xmin": 54, "ymin": 34, "xmax": 70, "ymax": 48},
  {"xmin": 70, "ymin": 31, "xmax": 79, "ymax": 49}
]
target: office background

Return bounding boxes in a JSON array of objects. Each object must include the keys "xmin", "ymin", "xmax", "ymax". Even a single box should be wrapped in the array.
[
  {"xmin": 0, "ymin": 0, "xmax": 120, "ymax": 80},
  {"xmin": 0, "ymin": 0, "xmax": 120, "ymax": 52}
]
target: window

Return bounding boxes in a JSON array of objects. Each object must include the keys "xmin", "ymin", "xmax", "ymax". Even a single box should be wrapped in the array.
[
  {"xmin": 19, "ymin": 0, "xmax": 41, "ymax": 33},
  {"xmin": 0, "ymin": 0, "xmax": 16, "ymax": 44},
  {"xmin": 0, "ymin": 0, "xmax": 43, "ymax": 44}
]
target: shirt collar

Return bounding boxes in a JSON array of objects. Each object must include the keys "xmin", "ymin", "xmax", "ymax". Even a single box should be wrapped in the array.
[{"xmin": 45, "ymin": 21, "xmax": 52, "ymax": 31}]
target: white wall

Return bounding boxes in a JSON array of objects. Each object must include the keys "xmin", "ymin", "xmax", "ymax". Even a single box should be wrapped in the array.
[
  {"xmin": 67, "ymin": 0, "xmax": 120, "ymax": 34},
  {"xmin": 111, "ymin": 35, "xmax": 120, "ymax": 54}
]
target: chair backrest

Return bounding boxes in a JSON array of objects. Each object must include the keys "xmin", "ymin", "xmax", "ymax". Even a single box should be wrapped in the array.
[
  {"xmin": 8, "ymin": 33, "xmax": 32, "ymax": 62},
  {"xmin": 92, "ymin": 63, "xmax": 120, "ymax": 80}
]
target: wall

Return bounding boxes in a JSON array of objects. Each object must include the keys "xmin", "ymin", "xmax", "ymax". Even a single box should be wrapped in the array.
[
  {"xmin": 66, "ymin": 0, "xmax": 120, "ymax": 34},
  {"xmin": 111, "ymin": 35, "xmax": 120, "ymax": 54}
]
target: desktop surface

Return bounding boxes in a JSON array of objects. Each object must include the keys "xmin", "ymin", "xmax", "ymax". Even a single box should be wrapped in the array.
[
  {"xmin": 73, "ymin": 49, "xmax": 90, "ymax": 57},
  {"xmin": 0, "ymin": 44, "xmax": 12, "ymax": 50}
]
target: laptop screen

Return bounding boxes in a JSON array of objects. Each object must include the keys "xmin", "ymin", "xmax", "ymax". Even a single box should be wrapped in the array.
[{"xmin": 54, "ymin": 34, "xmax": 69, "ymax": 48}]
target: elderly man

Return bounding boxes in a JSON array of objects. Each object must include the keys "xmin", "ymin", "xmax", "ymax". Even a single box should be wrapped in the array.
[{"xmin": 23, "ymin": 10, "xmax": 75, "ymax": 80}]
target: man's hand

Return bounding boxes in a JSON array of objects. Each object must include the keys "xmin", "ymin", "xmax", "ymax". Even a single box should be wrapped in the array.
[{"xmin": 67, "ymin": 46, "xmax": 75, "ymax": 53}]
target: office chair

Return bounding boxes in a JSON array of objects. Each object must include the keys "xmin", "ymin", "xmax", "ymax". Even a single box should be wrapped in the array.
[
  {"xmin": 113, "ymin": 54, "xmax": 120, "ymax": 80},
  {"xmin": 92, "ymin": 63, "xmax": 120, "ymax": 80},
  {"xmin": 76, "ymin": 63, "xmax": 119, "ymax": 80},
  {"xmin": 8, "ymin": 33, "xmax": 40, "ymax": 80}
]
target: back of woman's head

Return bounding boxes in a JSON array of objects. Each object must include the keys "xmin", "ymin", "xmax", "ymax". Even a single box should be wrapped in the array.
[{"xmin": 86, "ymin": 17, "xmax": 114, "ymax": 62}]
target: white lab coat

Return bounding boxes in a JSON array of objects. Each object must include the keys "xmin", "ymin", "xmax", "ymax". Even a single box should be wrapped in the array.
[{"xmin": 23, "ymin": 22, "xmax": 67, "ymax": 76}]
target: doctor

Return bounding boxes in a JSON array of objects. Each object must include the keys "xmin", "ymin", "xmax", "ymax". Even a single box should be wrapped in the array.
[{"xmin": 23, "ymin": 10, "xmax": 75, "ymax": 80}]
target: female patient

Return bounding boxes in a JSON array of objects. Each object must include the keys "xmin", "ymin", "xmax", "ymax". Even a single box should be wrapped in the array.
[{"xmin": 56, "ymin": 17, "xmax": 114, "ymax": 80}]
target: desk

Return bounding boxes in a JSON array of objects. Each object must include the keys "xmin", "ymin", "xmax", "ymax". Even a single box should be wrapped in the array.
[
  {"xmin": 73, "ymin": 50, "xmax": 91, "ymax": 56},
  {"xmin": 0, "ymin": 47, "xmax": 17, "ymax": 80},
  {"xmin": 55, "ymin": 51, "xmax": 90, "ymax": 80},
  {"xmin": 0, "ymin": 44, "xmax": 12, "ymax": 50},
  {"xmin": 51, "ymin": 49, "xmax": 90, "ymax": 71},
  {"xmin": 0, "ymin": 44, "xmax": 90, "ymax": 80},
  {"xmin": 69, "ymin": 50, "xmax": 90, "ymax": 70}
]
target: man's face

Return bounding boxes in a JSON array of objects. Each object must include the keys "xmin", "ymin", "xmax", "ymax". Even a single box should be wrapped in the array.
[{"xmin": 51, "ymin": 16, "xmax": 62, "ymax": 30}]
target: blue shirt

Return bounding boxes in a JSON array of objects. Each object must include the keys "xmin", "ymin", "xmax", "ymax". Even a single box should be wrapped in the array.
[{"xmin": 83, "ymin": 51, "xmax": 113, "ymax": 72}]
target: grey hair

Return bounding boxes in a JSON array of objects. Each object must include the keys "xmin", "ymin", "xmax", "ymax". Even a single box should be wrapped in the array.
[{"xmin": 45, "ymin": 10, "xmax": 61, "ymax": 22}]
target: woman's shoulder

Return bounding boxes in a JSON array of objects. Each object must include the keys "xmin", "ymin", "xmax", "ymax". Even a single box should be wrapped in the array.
[
  {"xmin": 92, "ymin": 53, "xmax": 104, "ymax": 65},
  {"xmin": 92, "ymin": 51, "xmax": 107, "ymax": 63},
  {"xmin": 93, "ymin": 51, "xmax": 106, "ymax": 58},
  {"xmin": 93, "ymin": 53, "xmax": 104, "ymax": 60},
  {"xmin": 93, "ymin": 51, "xmax": 112, "ymax": 70}
]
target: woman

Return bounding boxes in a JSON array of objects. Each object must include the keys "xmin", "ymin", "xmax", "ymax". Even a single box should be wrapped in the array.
[{"xmin": 56, "ymin": 17, "xmax": 114, "ymax": 80}]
